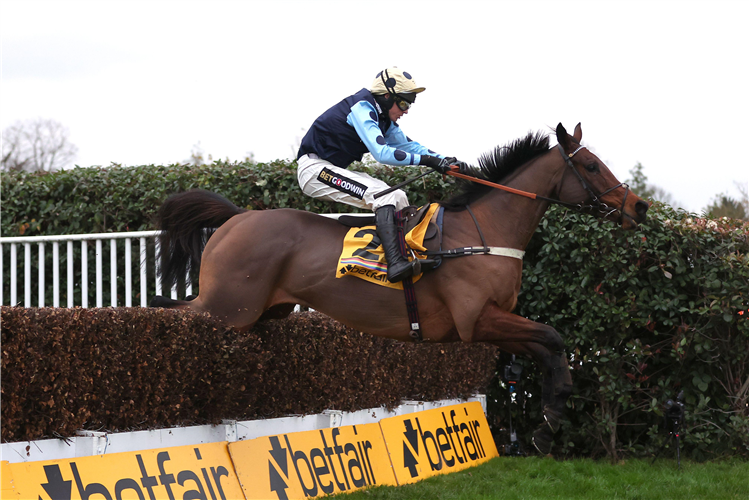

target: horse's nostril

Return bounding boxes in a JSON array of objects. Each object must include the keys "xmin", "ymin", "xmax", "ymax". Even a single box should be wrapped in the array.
[{"xmin": 635, "ymin": 200, "xmax": 649, "ymax": 215}]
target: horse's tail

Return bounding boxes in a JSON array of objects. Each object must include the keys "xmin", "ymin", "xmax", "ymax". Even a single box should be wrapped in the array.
[{"xmin": 155, "ymin": 189, "xmax": 247, "ymax": 289}]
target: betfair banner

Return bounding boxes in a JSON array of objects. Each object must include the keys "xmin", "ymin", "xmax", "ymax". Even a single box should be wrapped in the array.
[
  {"xmin": 2, "ymin": 442, "xmax": 245, "ymax": 500},
  {"xmin": 3, "ymin": 402, "xmax": 497, "ymax": 499},
  {"xmin": 2, "ymin": 461, "xmax": 20, "ymax": 499},
  {"xmin": 229, "ymin": 422, "xmax": 397, "ymax": 499},
  {"xmin": 379, "ymin": 401, "xmax": 498, "ymax": 484}
]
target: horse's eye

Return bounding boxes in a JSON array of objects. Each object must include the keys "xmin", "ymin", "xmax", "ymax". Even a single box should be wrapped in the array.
[{"xmin": 585, "ymin": 163, "xmax": 598, "ymax": 173}]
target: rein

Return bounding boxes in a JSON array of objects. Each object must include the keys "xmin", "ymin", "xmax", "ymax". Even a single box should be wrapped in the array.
[{"xmin": 445, "ymin": 144, "xmax": 630, "ymax": 221}]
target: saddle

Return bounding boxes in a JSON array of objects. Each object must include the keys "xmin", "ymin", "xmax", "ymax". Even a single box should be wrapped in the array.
[
  {"xmin": 334, "ymin": 204, "xmax": 443, "ymax": 290},
  {"xmin": 400, "ymin": 204, "xmax": 442, "ymax": 243},
  {"xmin": 335, "ymin": 204, "xmax": 440, "ymax": 241}
]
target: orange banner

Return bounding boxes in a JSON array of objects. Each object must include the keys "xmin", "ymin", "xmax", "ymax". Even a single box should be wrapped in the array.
[
  {"xmin": 2, "ymin": 442, "xmax": 245, "ymax": 500},
  {"xmin": 379, "ymin": 402, "xmax": 498, "ymax": 484},
  {"xmin": 229, "ymin": 422, "xmax": 397, "ymax": 499},
  {"xmin": 3, "ymin": 402, "xmax": 498, "ymax": 498}
]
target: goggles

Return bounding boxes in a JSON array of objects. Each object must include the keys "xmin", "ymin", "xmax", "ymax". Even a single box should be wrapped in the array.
[
  {"xmin": 379, "ymin": 69, "xmax": 415, "ymax": 112},
  {"xmin": 394, "ymin": 96, "xmax": 411, "ymax": 111}
]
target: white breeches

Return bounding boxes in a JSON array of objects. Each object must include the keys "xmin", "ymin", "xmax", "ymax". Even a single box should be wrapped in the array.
[{"xmin": 297, "ymin": 154, "xmax": 409, "ymax": 211}]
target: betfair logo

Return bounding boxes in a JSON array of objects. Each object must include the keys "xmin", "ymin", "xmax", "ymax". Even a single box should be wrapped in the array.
[
  {"xmin": 401, "ymin": 409, "xmax": 487, "ymax": 478},
  {"xmin": 267, "ymin": 428, "xmax": 379, "ymax": 500},
  {"xmin": 38, "ymin": 448, "xmax": 231, "ymax": 500},
  {"xmin": 377, "ymin": 402, "xmax": 497, "ymax": 485}
]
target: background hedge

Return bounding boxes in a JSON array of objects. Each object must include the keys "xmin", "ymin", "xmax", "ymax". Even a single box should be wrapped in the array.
[
  {"xmin": 489, "ymin": 203, "xmax": 749, "ymax": 461},
  {"xmin": 1, "ymin": 162, "xmax": 748, "ymax": 460},
  {"xmin": 0, "ymin": 160, "xmax": 458, "ymax": 236}
]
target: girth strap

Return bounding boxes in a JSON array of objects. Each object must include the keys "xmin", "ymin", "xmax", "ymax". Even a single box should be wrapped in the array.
[
  {"xmin": 395, "ymin": 209, "xmax": 423, "ymax": 342},
  {"xmin": 432, "ymin": 246, "xmax": 525, "ymax": 259},
  {"xmin": 421, "ymin": 205, "xmax": 525, "ymax": 261},
  {"xmin": 466, "ymin": 204, "xmax": 488, "ymax": 252}
]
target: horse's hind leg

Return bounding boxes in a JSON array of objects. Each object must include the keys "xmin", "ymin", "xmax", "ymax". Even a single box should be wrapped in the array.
[
  {"xmin": 150, "ymin": 293, "xmax": 266, "ymax": 330},
  {"xmin": 149, "ymin": 296, "xmax": 194, "ymax": 309},
  {"xmin": 471, "ymin": 308, "xmax": 572, "ymax": 455}
]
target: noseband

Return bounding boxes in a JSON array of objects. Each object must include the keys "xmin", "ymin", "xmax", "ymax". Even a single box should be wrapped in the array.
[{"xmin": 556, "ymin": 143, "xmax": 630, "ymax": 221}]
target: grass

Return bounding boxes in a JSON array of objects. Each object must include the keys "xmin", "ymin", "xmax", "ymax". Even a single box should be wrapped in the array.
[{"xmin": 333, "ymin": 457, "xmax": 749, "ymax": 499}]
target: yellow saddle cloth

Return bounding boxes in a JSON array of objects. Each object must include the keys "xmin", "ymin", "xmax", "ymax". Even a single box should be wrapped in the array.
[{"xmin": 336, "ymin": 203, "xmax": 440, "ymax": 290}]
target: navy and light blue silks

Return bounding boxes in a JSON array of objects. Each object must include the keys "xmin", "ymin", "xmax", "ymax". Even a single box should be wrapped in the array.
[{"xmin": 298, "ymin": 88, "xmax": 441, "ymax": 168}]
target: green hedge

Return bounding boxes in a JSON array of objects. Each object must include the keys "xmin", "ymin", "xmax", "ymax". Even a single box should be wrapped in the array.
[
  {"xmin": 488, "ymin": 203, "xmax": 749, "ymax": 460},
  {"xmin": 2, "ymin": 163, "xmax": 748, "ymax": 459},
  {"xmin": 0, "ymin": 160, "xmax": 459, "ymax": 237}
]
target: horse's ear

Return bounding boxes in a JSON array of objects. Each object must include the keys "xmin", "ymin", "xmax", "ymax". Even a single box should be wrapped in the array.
[
  {"xmin": 573, "ymin": 123, "xmax": 583, "ymax": 142},
  {"xmin": 556, "ymin": 123, "xmax": 570, "ymax": 150}
]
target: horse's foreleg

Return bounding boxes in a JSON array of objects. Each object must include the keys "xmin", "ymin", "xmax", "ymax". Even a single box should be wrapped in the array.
[
  {"xmin": 470, "ymin": 307, "xmax": 572, "ymax": 454},
  {"xmin": 492, "ymin": 341, "xmax": 572, "ymax": 455}
]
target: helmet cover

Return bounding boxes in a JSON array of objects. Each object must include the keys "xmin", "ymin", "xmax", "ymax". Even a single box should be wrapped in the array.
[{"xmin": 370, "ymin": 67, "xmax": 426, "ymax": 96}]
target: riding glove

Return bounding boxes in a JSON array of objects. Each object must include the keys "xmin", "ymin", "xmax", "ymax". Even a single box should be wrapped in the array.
[
  {"xmin": 419, "ymin": 155, "xmax": 449, "ymax": 174},
  {"xmin": 443, "ymin": 157, "xmax": 471, "ymax": 174}
]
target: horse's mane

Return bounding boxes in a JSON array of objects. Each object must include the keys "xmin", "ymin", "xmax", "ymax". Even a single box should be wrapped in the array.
[{"xmin": 440, "ymin": 131, "xmax": 551, "ymax": 211}]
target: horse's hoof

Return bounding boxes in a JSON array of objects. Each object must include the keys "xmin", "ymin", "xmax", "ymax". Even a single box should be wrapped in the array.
[
  {"xmin": 532, "ymin": 428, "xmax": 553, "ymax": 455},
  {"xmin": 543, "ymin": 406, "xmax": 564, "ymax": 433}
]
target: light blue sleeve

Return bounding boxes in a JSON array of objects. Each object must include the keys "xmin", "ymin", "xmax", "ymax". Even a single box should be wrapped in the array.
[
  {"xmin": 346, "ymin": 101, "xmax": 442, "ymax": 166},
  {"xmin": 383, "ymin": 125, "xmax": 443, "ymax": 160}
]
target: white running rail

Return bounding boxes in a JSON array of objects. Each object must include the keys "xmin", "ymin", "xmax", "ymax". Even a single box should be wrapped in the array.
[
  {"xmin": 1, "ymin": 214, "xmax": 366, "ymax": 309},
  {"xmin": 0, "ymin": 230, "xmax": 180, "ymax": 308}
]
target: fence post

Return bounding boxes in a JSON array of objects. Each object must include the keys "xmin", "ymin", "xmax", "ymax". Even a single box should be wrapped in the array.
[
  {"xmin": 96, "ymin": 239, "xmax": 103, "ymax": 307},
  {"xmin": 155, "ymin": 239, "xmax": 161, "ymax": 297},
  {"xmin": 53, "ymin": 241, "xmax": 60, "ymax": 307},
  {"xmin": 186, "ymin": 261, "xmax": 192, "ymax": 298},
  {"xmin": 125, "ymin": 238, "xmax": 132, "ymax": 307},
  {"xmin": 38, "ymin": 242, "xmax": 45, "ymax": 307},
  {"xmin": 67, "ymin": 241, "xmax": 74, "ymax": 307},
  {"xmin": 110, "ymin": 238, "xmax": 117, "ymax": 307},
  {"xmin": 139, "ymin": 237, "xmax": 147, "ymax": 307},
  {"xmin": 82, "ymin": 240, "xmax": 88, "ymax": 308},
  {"xmin": 24, "ymin": 243, "xmax": 31, "ymax": 307},
  {"xmin": 10, "ymin": 244, "xmax": 17, "ymax": 306}
]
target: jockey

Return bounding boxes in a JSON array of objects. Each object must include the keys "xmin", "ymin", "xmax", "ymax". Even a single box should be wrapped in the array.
[{"xmin": 297, "ymin": 67, "xmax": 469, "ymax": 283}]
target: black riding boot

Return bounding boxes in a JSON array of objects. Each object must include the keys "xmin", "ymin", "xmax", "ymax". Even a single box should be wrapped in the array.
[{"xmin": 375, "ymin": 205, "xmax": 417, "ymax": 283}]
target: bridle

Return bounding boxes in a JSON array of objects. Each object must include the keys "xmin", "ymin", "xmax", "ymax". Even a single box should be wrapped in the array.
[
  {"xmin": 553, "ymin": 143, "xmax": 630, "ymax": 222},
  {"xmin": 444, "ymin": 143, "xmax": 631, "ymax": 222}
]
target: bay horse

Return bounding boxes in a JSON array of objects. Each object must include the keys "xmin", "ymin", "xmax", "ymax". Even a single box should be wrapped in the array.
[{"xmin": 152, "ymin": 123, "xmax": 649, "ymax": 454}]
